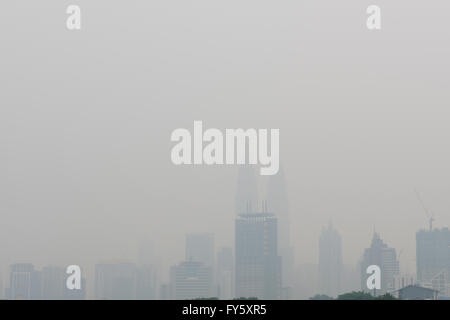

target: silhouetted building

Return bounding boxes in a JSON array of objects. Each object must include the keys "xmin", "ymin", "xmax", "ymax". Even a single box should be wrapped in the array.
[
  {"xmin": 360, "ymin": 233, "xmax": 399, "ymax": 295},
  {"xmin": 7, "ymin": 263, "xmax": 41, "ymax": 300},
  {"xmin": 159, "ymin": 283, "xmax": 171, "ymax": 300},
  {"xmin": 95, "ymin": 263, "xmax": 137, "ymax": 300},
  {"xmin": 217, "ymin": 247, "xmax": 234, "ymax": 299},
  {"xmin": 318, "ymin": 223, "xmax": 343, "ymax": 298},
  {"xmin": 41, "ymin": 266, "xmax": 65, "ymax": 299},
  {"xmin": 235, "ymin": 212, "xmax": 281, "ymax": 299},
  {"xmin": 136, "ymin": 265, "xmax": 157, "ymax": 300},
  {"xmin": 137, "ymin": 239, "xmax": 160, "ymax": 300},
  {"xmin": 266, "ymin": 167, "xmax": 294, "ymax": 295},
  {"xmin": 397, "ymin": 285, "xmax": 438, "ymax": 300},
  {"xmin": 416, "ymin": 227, "xmax": 450, "ymax": 297},
  {"xmin": 170, "ymin": 261, "xmax": 213, "ymax": 300}
]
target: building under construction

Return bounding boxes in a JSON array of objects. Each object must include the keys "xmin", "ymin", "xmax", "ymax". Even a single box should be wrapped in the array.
[{"xmin": 416, "ymin": 227, "xmax": 450, "ymax": 298}]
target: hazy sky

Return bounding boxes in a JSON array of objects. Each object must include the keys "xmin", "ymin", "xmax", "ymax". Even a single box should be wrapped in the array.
[{"xmin": 1, "ymin": 0, "xmax": 450, "ymax": 290}]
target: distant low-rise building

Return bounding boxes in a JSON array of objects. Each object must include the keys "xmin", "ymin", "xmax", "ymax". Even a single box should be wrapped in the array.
[
  {"xmin": 7, "ymin": 263, "xmax": 41, "ymax": 300},
  {"xmin": 95, "ymin": 263, "xmax": 138, "ymax": 300},
  {"xmin": 397, "ymin": 285, "xmax": 438, "ymax": 300},
  {"xmin": 170, "ymin": 261, "xmax": 213, "ymax": 300}
]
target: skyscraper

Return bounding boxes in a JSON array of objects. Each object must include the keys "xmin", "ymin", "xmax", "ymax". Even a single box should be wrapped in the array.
[
  {"xmin": 136, "ymin": 265, "xmax": 157, "ymax": 300},
  {"xmin": 170, "ymin": 261, "xmax": 213, "ymax": 300},
  {"xmin": 41, "ymin": 266, "xmax": 65, "ymax": 300},
  {"xmin": 235, "ymin": 212, "xmax": 281, "ymax": 299},
  {"xmin": 185, "ymin": 233, "xmax": 215, "ymax": 267},
  {"xmin": 217, "ymin": 247, "xmax": 234, "ymax": 299},
  {"xmin": 266, "ymin": 166, "xmax": 294, "ymax": 294},
  {"xmin": 416, "ymin": 227, "xmax": 450, "ymax": 297},
  {"xmin": 94, "ymin": 263, "xmax": 138, "ymax": 300},
  {"xmin": 137, "ymin": 239, "xmax": 159, "ymax": 300},
  {"xmin": 7, "ymin": 263, "xmax": 41, "ymax": 300},
  {"xmin": 360, "ymin": 233, "xmax": 399, "ymax": 295},
  {"xmin": 318, "ymin": 223, "xmax": 343, "ymax": 298}
]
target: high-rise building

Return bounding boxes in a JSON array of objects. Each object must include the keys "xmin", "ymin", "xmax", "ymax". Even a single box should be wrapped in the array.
[
  {"xmin": 41, "ymin": 266, "xmax": 65, "ymax": 300},
  {"xmin": 185, "ymin": 233, "xmax": 215, "ymax": 267},
  {"xmin": 360, "ymin": 233, "xmax": 399, "ymax": 295},
  {"xmin": 159, "ymin": 283, "xmax": 171, "ymax": 300},
  {"xmin": 137, "ymin": 239, "xmax": 160, "ymax": 300},
  {"xmin": 416, "ymin": 227, "xmax": 450, "ymax": 297},
  {"xmin": 170, "ymin": 261, "xmax": 213, "ymax": 300},
  {"xmin": 42, "ymin": 265, "xmax": 86, "ymax": 300},
  {"xmin": 217, "ymin": 247, "xmax": 234, "ymax": 299},
  {"xmin": 266, "ymin": 166, "xmax": 294, "ymax": 294},
  {"xmin": 318, "ymin": 223, "xmax": 343, "ymax": 298},
  {"xmin": 7, "ymin": 263, "xmax": 41, "ymax": 300},
  {"xmin": 94, "ymin": 263, "xmax": 137, "ymax": 300},
  {"xmin": 235, "ymin": 212, "xmax": 281, "ymax": 299},
  {"xmin": 136, "ymin": 265, "xmax": 157, "ymax": 300}
]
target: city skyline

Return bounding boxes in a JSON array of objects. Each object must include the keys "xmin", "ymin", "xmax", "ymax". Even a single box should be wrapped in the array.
[
  {"xmin": 2, "ymin": 168, "xmax": 450, "ymax": 300},
  {"xmin": 1, "ymin": 0, "xmax": 450, "ymax": 302}
]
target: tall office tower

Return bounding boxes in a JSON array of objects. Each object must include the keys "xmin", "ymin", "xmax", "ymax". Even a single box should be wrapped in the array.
[
  {"xmin": 136, "ymin": 265, "xmax": 157, "ymax": 300},
  {"xmin": 235, "ymin": 212, "xmax": 281, "ymax": 299},
  {"xmin": 235, "ymin": 165, "xmax": 259, "ymax": 214},
  {"xmin": 318, "ymin": 223, "xmax": 343, "ymax": 298},
  {"xmin": 170, "ymin": 261, "xmax": 213, "ymax": 300},
  {"xmin": 416, "ymin": 227, "xmax": 450, "ymax": 297},
  {"xmin": 7, "ymin": 263, "xmax": 41, "ymax": 300},
  {"xmin": 94, "ymin": 263, "xmax": 137, "ymax": 300},
  {"xmin": 185, "ymin": 233, "xmax": 215, "ymax": 267},
  {"xmin": 41, "ymin": 266, "xmax": 65, "ymax": 300},
  {"xmin": 360, "ymin": 233, "xmax": 400, "ymax": 295},
  {"xmin": 217, "ymin": 247, "xmax": 234, "ymax": 299},
  {"xmin": 138, "ymin": 239, "xmax": 160, "ymax": 299},
  {"xmin": 266, "ymin": 166, "xmax": 294, "ymax": 295},
  {"xmin": 137, "ymin": 239, "xmax": 162, "ymax": 300}
]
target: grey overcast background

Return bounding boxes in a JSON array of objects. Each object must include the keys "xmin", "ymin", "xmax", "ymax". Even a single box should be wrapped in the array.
[{"xmin": 1, "ymin": 1, "xmax": 449, "ymax": 297}]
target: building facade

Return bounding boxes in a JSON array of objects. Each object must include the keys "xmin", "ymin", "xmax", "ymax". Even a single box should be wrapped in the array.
[
  {"xmin": 360, "ymin": 233, "xmax": 400, "ymax": 295},
  {"xmin": 170, "ymin": 261, "xmax": 213, "ymax": 300},
  {"xmin": 416, "ymin": 228, "xmax": 450, "ymax": 298},
  {"xmin": 235, "ymin": 213, "xmax": 281, "ymax": 299},
  {"xmin": 7, "ymin": 263, "xmax": 41, "ymax": 300},
  {"xmin": 318, "ymin": 223, "xmax": 343, "ymax": 298}
]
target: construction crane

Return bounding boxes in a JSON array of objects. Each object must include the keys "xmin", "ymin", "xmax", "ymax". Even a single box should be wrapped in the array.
[{"xmin": 414, "ymin": 189, "xmax": 435, "ymax": 231}]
